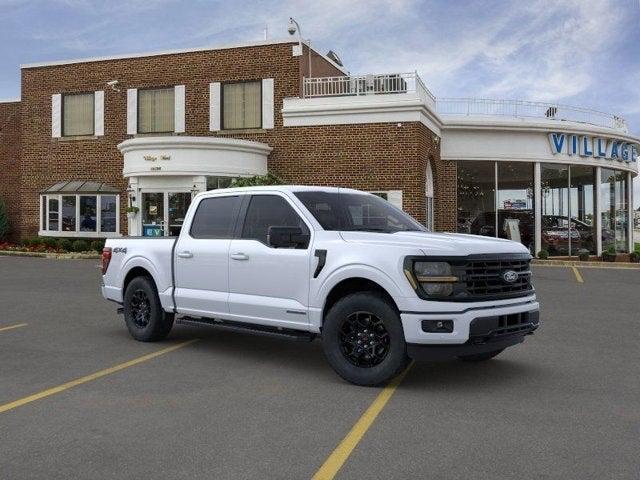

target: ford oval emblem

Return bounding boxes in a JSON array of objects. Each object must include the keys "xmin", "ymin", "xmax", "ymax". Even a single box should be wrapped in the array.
[{"xmin": 502, "ymin": 270, "xmax": 519, "ymax": 284}]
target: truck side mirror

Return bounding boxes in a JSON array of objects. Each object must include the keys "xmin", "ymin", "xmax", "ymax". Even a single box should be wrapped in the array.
[{"xmin": 267, "ymin": 226, "xmax": 310, "ymax": 249}]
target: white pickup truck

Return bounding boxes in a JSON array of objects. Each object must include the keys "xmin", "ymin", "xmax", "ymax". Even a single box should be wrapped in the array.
[{"xmin": 101, "ymin": 186, "xmax": 539, "ymax": 386}]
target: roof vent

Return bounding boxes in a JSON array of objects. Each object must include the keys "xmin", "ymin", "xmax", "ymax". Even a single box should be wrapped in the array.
[{"xmin": 326, "ymin": 50, "xmax": 343, "ymax": 67}]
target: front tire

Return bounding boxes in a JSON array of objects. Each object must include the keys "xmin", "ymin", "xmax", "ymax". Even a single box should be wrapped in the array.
[
  {"xmin": 322, "ymin": 292, "xmax": 409, "ymax": 386},
  {"xmin": 123, "ymin": 276, "xmax": 174, "ymax": 342}
]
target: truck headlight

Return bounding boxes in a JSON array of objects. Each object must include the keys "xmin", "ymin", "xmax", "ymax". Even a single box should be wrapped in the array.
[{"xmin": 409, "ymin": 261, "xmax": 458, "ymax": 297}]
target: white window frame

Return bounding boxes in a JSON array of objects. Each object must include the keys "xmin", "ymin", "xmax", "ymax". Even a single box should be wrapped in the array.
[
  {"xmin": 369, "ymin": 190, "xmax": 403, "ymax": 210},
  {"xmin": 425, "ymin": 162, "xmax": 435, "ymax": 231},
  {"xmin": 39, "ymin": 193, "xmax": 121, "ymax": 238}
]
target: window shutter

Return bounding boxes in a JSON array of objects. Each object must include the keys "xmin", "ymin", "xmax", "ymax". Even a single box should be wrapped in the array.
[
  {"xmin": 261, "ymin": 78, "xmax": 274, "ymax": 129},
  {"xmin": 174, "ymin": 85, "xmax": 185, "ymax": 133},
  {"xmin": 209, "ymin": 82, "xmax": 221, "ymax": 131},
  {"xmin": 94, "ymin": 90, "xmax": 104, "ymax": 136},
  {"xmin": 51, "ymin": 94, "xmax": 62, "ymax": 138},
  {"xmin": 387, "ymin": 190, "xmax": 403, "ymax": 210},
  {"xmin": 127, "ymin": 88, "xmax": 137, "ymax": 135}
]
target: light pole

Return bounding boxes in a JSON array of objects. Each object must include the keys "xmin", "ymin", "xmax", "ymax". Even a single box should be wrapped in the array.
[{"xmin": 288, "ymin": 17, "xmax": 312, "ymax": 80}]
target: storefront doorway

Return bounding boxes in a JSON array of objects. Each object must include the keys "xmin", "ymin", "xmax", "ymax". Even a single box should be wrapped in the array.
[{"xmin": 141, "ymin": 191, "xmax": 192, "ymax": 237}]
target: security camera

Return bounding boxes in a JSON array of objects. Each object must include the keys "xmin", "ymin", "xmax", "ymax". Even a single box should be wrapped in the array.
[{"xmin": 287, "ymin": 18, "xmax": 297, "ymax": 35}]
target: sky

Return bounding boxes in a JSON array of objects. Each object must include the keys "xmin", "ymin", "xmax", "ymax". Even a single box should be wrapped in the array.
[{"xmin": 1, "ymin": 0, "xmax": 639, "ymax": 197}]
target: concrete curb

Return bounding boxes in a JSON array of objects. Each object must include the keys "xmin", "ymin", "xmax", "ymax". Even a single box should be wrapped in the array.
[
  {"xmin": 532, "ymin": 259, "xmax": 640, "ymax": 269},
  {"xmin": 0, "ymin": 250, "xmax": 101, "ymax": 260}
]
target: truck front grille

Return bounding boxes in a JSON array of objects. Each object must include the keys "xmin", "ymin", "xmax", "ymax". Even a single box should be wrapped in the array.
[{"xmin": 460, "ymin": 257, "xmax": 532, "ymax": 299}]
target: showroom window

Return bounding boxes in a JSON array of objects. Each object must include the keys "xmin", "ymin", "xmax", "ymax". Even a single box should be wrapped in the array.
[
  {"xmin": 569, "ymin": 166, "xmax": 596, "ymax": 255},
  {"xmin": 601, "ymin": 168, "xmax": 628, "ymax": 253},
  {"xmin": 40, "ymin": 181, "xmax": 120, "ymax": 237},
  {"xmin": 457, "ymin": 161, "xmax": 496, "ymax": 238},
  {"xmin": 222, "ymin": 81, "xmax": 261, "ymax": 130},
  {"xmin": 62, "ymin": 92, "xmax": 94, "ymax": 136},
  {"xmin": 138, "ymin": 87, "xmax": 175, "ymax": 133},
  {"xmin": 541, "ymin": 164, "xmax": 570, "ymax": 255},
  {"xmin": 497, "ymin": 163, "xmax": 535, "ymax": 251}
]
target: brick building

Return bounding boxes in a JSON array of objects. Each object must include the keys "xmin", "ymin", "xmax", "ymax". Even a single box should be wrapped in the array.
[{"xmin": 1, "ymin": 38, "xmax": 638, "ymax": 256}]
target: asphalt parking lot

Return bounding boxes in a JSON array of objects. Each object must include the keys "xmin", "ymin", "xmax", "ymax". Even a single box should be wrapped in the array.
[{"xmin": 1, "ymin": 257, "xmax": 639, "ymax": 479}]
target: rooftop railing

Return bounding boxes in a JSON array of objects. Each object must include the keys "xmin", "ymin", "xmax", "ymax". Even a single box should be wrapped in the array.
[
  {"xmin": 302, "ymin": 74, "xmax": 628, "ymax": 132},
  {"xmin": 302, "ymin": 72, "xmax": 436, "ymax": 107},
  {"xmin": 436, "ymin": 97, "xmax": 628, "ymax": 132}
]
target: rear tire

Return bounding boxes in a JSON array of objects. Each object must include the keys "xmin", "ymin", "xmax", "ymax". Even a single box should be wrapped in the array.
[
  {"xmin": 123, "ymin": 276, "xmax": 174, "ymax": 342},
  {"xmin": 322, "ymin": 292, "xmax": 409, "ymax": 386},
  {"xmin": 458, "ymin": 348, "xmax": 504, "ymax": 362}
]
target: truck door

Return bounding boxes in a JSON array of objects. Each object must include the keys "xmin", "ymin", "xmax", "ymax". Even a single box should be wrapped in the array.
[
  {"xmin": 228, "ymin": 193, "xmax": 312, "ymax": 329},
  {"xmin": 173, "ymin": 194, "xmax": 242, "ymax": 317}
]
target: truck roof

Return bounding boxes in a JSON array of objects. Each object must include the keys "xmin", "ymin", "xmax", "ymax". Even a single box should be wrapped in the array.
[{"xmin": 195, "ymin": 185, "xmax": 366, "ymax": 199}]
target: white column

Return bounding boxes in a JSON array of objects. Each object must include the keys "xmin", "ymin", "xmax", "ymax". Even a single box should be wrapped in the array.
[
  {"xmin": 534, "ymin": 162, "xmax": 541, "ymax": 255},
  {"xmin": 627, "ymin": 171, "xmax": 633, "ymax": 253},
  {"xmin": 595, "ymin": 167, "xmax": 602, "ymax": 256}
]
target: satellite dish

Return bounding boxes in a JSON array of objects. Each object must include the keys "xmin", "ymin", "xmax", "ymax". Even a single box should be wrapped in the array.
[{"xmin": 326, "ymin": 50, "xmax": 343, "ymax": 67}]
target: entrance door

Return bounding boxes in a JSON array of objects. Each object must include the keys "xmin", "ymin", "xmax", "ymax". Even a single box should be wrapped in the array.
[{"xmin": 141, "ymin": 192, "xmax": 192, "ymax": 237}]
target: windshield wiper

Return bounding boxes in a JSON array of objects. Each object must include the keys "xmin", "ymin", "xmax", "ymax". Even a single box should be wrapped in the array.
[{"xmin": 343, "ymin": 226, "xmax": 393, "ymax": 233}]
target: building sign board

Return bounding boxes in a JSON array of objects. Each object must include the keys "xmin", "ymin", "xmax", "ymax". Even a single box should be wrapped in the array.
[{"xmin": 548, "ymin": 132, "xmax": 638, "ymax": 162}]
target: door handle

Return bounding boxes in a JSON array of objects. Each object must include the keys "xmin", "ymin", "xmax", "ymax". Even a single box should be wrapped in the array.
[
  {"xmin": 177, "ymin": 251, "xmax": 193, "ymax": 259},
  {"xmin": 230, "ymin": 252, "xmax": 249, "ymax": 261}
]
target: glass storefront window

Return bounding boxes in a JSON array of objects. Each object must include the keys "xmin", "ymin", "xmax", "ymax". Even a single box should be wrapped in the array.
[
  {"xmin": 168, "ymin": 192, "xmax": 192, "ymax": 236},
  {"xmin": 62, "ymin": 196, "xmax": 76, "ymax": 232},
  {"xmin": 569, "ymin": 166, "xmax": 596, "ymax": 254},
  {"xmin": 100, "ymin": 195, "xmax": 117, "ymax": 233},
  {"xmin": 457, "ymin": 161, "xmax": 496, "ymax": 237},
  {"xmin": 540, "ymin": 164, "xmax": 571, "ymax": 255},
  {"xmin": 601, "ymin": 168, "xmax": 628, "ymax": 253},
  {"xmin": 497, "ymin": 163, "xmax": 534, "ymax": 252},
  {"xmin": 79, "ymin": 196, "xmax": 97, "ymax": 232},
  {"xmin": 206, "ymin": 176, "xmax": 233, "ymax": 190}
]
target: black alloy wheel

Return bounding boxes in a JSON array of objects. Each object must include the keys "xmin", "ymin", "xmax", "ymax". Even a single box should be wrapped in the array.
[
  {"xmin": 129, "ymin": 289, "xmax": 151, "ymax": 328},
  {"xmin": 339, "ymin": 311, "xmax": 390, "ymax": 367}
]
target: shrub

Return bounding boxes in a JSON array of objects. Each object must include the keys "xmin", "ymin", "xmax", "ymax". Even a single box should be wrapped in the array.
[
  {"xmin": 577, "ymin": 249, "xmax": 590, "ymax": 261},
  {"xmin": 629, "ymin": 251, "xmax": 640, "ymax": 263},
  {"xmin": 230, "ymin": 172, "xmax": 283, "ymax": 187},
  {"xmin": 537, "ymin": 249, "xmax": 549, "ymax": 260},
  {"xmin": 30, "ymin": 237, "xmax": 42, "ymax": 247},
  {"xmin": 21, "ymin": 238, "xmax": 32, "ymax": 247},
  {"xmin": 0, "ymin": 197, "xmax": 9, "ymax": 241},
  {"xmin": 72, "ymin": 239, "xmax": 89, "ymax": 252},
  {"xmin": 90, "ymin": 239, "xmax": 105, "ymax": 252},
  {"xmin": 42, "ymin": 237, "xmax": 58, "ymax": 249},
  {"xmin": 58, "ymin": 238, "xmax": 73, "ymax": 252}
]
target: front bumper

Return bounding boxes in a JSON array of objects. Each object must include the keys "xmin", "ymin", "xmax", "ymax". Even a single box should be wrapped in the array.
[{"xmin": 400, "ymin": 299, "xmax": 539, "ymax": 345}]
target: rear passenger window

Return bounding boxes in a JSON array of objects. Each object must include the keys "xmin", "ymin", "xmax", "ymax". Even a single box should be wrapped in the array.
[
  {"xmin": 241, "ymin": 195, "xmax": 309, "ymax": 246},
  {"xmin": 190, "ymin": 196, "xmax": 240, "ymax": 239}
]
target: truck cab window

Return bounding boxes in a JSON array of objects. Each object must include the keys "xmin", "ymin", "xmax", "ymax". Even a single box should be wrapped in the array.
[
  {"xmin": 241, "ymin": 195, "xmax": 309, "ymax": 247},
  {"xmin": 190, "ymin": 196, "xmax": 240, "ymax": 239}
]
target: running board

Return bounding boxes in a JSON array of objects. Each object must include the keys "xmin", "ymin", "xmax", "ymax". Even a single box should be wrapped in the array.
[{"xmin": 176, "ymin": 316, "xmax": 317, "ymax": 342}]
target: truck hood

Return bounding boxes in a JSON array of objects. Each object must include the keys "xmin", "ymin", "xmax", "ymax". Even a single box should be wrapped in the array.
[{"xmin": 339, "ymin": 231, "xmax": 530, "ymax": 256}]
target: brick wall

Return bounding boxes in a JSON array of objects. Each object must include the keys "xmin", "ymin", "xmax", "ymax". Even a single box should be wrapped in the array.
[
  {"xmin": 16, "ymin": 41, "xmax": 451, "ymax": 238},
  {"xmin": 0, "ymin": 101, "xmax": 21, "ymax": 240}
]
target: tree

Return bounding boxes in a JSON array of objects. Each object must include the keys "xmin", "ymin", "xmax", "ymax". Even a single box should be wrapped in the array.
[
  {"xmin": 230, "ymin": 172, "xmax": 283, "ymax": 187},
  {"xmin": 0, "ymin": 197, "xmax": 9, "ymax": 241}
]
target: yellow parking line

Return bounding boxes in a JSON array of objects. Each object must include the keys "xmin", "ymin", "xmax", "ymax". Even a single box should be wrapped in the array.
[
  {"xmin": 0, "ymin": 323, "xmax": 28, "ymax": 333},
  {"xmin": 312, "ymin": 361, "xmax": 414, "ymax": 480},
  {"xmin": 571, "ymin": 266, "xmax": 584, "ymax": 283},
  {"xmin": 0, "ymin": 339, "xmax": 198, "ymax": 415}
]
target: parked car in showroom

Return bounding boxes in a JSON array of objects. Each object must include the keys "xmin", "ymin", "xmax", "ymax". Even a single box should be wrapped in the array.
[{"xmin": 101, "ymin": 186, "xmax": 540, "ymax": 386}]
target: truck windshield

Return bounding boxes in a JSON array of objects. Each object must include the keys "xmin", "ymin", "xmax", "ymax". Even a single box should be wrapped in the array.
[{"xmin": 295, "ymin": 191, "xmax": 426, "ymax": 233}]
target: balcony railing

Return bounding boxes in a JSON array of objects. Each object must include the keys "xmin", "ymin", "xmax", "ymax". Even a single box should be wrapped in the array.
[
  {"xmin": 301, "ymin": 74, "xmax": 628, "ymax": 132},
  {"xmin": 436, "ymin": 97, "xmax": 628, "ymax": 132},
  {"xmin": 302, "ymin": 72, "xmax": 436, "ymax": 106}
]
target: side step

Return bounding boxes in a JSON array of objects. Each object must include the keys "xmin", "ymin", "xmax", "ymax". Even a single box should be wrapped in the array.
[{"xmin": 176, "ymin": 316, "xmax": 317, "ymax": 342}]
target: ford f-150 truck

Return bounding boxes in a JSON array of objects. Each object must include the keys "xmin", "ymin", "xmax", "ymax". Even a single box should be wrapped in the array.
[{"xmin": 101, "ymin": 186, "xmax": 540, "ymax": 386}]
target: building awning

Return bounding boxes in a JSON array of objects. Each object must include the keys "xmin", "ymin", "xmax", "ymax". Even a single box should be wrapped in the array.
[{"xmin": 41, "ymin": 180, "xmax": 120, "ymax": 194}]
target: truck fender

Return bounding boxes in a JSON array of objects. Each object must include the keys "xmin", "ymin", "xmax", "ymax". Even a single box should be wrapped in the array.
[
  {"xmin": 312, "ymin": 263, "xmax": 405, "ymax": 311},
  {"xmin": 120, "ymin": 256, "xmax": 172, "ymax": 309}
]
